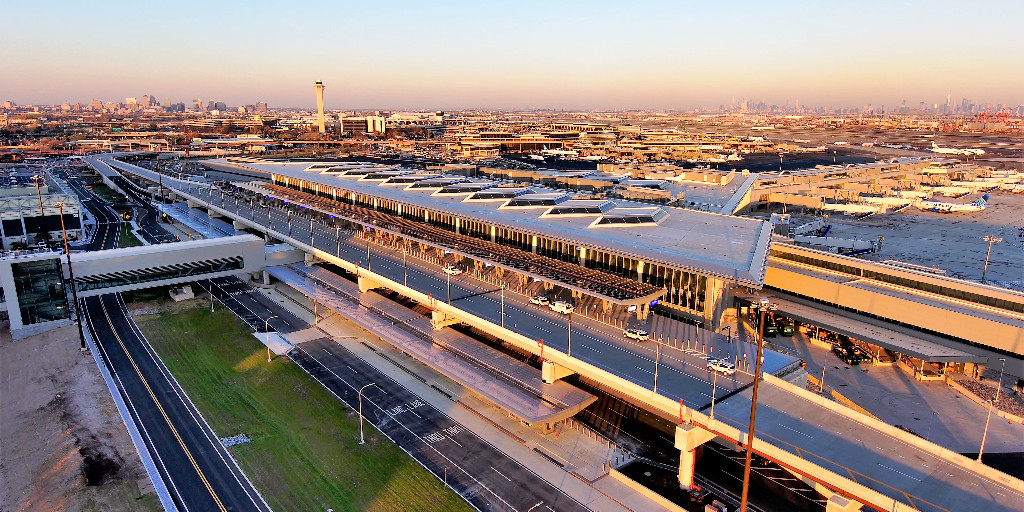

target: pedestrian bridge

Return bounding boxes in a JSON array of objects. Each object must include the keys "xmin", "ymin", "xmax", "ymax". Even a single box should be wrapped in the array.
[
  {"xmin": 69, "ymin": 235, "xmax": 266, "ymax": 298},
  {"xmin": 0, "ymin": 235, "xmax": 265, "ymax": 338}
]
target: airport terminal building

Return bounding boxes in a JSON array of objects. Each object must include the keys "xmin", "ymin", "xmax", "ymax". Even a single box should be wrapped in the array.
[{"xmin": 204, "ymin": 159, "xmax": 774, "ymax": 327}]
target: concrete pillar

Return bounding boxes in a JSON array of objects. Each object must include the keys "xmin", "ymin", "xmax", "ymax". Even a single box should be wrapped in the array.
[
  {"xmin": 679, "ymin": 449, "xmax": 697, "ymax": 490},
  {"xmin": 825, "ymin": 496, "xmax": 862, "ymax": 512},
  {"xmin": 578, "ymin": 247, "xmax": 586, "ymax": 266},
  {"xmin": 490, "ymin": 225, "xmax": 496, "ymax": 243},
  {"xmin": 531, "ymin": 235, "xmax": 538, "ymax": 254},
  {"xmin": 636, "ymin": 260, "xmax": 645, "ymax": 280},
  {"xmin": 357, "ymin": 275, "xmax": 383, "ymax": 293},
  {"xmin": 232, "ymin": 220, "xmax": 248, "ymax": 230},
  {"xmin": 541, "ymin": 361, "xmax": 576, "ymax": 384},
  {"xmin": 262, "ymin": 270, "xmax": 271, "ymax": 285},
  {"xmin": 454, "ymin": 217, "xmax": 460, "ymax": 234},
  {"xmin": 674, "ymin": 423, "xmax": 716, "ymax": 489}
]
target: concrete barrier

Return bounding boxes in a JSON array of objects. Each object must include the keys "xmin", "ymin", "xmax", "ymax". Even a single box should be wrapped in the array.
[{"xmin": 608, "ymin": 468, "xmax": 687, "ymax": 512}]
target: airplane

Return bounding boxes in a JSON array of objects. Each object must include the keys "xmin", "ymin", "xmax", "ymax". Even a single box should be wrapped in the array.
[
  {"xmin": 930, "ymin": 142, "xmax": 985, "ymax": 156},
  {"xmin": 915, "ymin": 194, "xmax": 990, "ymax": 213}
]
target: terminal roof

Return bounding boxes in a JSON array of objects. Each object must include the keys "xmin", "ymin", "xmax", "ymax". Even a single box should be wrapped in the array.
[{"xmin": 218, "ymin": 159, "xmax": 774, "ymax": 286}]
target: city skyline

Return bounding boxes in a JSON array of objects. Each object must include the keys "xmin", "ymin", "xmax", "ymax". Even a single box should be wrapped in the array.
[{"xmin": 3, "ymin": 1, "xmax": 1023, "ymax": 110}]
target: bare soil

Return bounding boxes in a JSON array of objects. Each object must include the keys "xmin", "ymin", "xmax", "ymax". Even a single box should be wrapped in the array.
[{"xmin": 0, "ymin": 324, "xmax": 160, "ymax": 512}]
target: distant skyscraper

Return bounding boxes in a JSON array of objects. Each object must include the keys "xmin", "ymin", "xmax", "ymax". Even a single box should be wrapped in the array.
[
  {"xmin": 256, "ymin": 101, "xmax": 268, "ymax": 113},
  {"xmin": 314, "ymin": 80, "xmax": 326, "ymax": 134}
]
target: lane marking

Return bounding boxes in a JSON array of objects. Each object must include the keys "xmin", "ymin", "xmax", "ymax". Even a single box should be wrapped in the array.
[{"xmin": 99, "ymin": 298, "xmax": 228, "ymax": 512}]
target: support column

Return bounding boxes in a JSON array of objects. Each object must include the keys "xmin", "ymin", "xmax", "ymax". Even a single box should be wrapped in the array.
[
  {"xmin": 825, "ymin": 496, "xmax": 862, "ymax": 512},
  {"xmin": 232, "ymin": 220, "xmax": 248, "ymax": 230},
  {"xmin": 531, "ymin": 235, "xmax": 538, "ymax": 254},
  {"xmin": 262, "ymin": 270, "xmax": 271, "ymax": 285},
  {"xmin": 541, "ymin": 361, "xmax": 576, "ymax": 384},
  {"xmin": 674, "ymin": 423, "xmax": 716, "ymax": 489},
  {"xmin": 430, "ymin": 310, "xmax": 460, "ymax": 330},
  {"xmin": 357, "ymin": 275, "xmax": 384, "ymax": 293},
  {"xmin": 490, "ymin": 225, "xmax": 496, "ymax": 243}
]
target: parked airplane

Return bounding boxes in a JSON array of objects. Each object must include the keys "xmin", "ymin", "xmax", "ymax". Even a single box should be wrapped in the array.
[
  {"xmin": 915, "ymin": 194, "xmax": 990, "ymax": 213},
  {"xmin": 930, "ymin": 142, "xmax": 985, "ymax": 156}
]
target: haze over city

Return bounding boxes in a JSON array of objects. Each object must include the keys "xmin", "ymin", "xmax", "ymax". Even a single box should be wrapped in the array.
[{"xmin": 4, "ymin": 0, "xmax": 1023, "ymax": 110}]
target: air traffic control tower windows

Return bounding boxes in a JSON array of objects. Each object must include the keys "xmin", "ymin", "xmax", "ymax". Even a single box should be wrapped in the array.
[{"xmin": 12, "ymin": 257, "xmax": 69, "ymax": 326}]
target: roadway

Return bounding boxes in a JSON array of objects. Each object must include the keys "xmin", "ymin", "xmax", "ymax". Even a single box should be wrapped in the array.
[
  {"xmin": 198, "ymin": 275, "xmax": 595, "ymax": 512},
  {"xmin": 74, "ymin": 158, "xmax": 271, "ymax": 512},
  {"xmin": 85, "ymin": 293, "xmax": 270, "ymax": 512}
]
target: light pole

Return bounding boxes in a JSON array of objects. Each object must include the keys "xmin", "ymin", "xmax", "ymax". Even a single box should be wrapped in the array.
[
  {"xmin": 981, "ymin": 235, "xmax": 1003, "ymax": 282},
  {"xmin": 978, "ymin": 358, "xmax": 1007, "ymax": 462},
  {"xmin": 31, "ymin": 174, "xmax": 46, "ymax": 245},
  {"xmin": 721, "ymin": 325, "xmax": 732, "ymax": 344},
  {"xmin": 446, "ymin": 270, "xmax": 451, "ymax": 305},
  {"xmin": 500, "ymin": 283, "xmax": 505, "ymax": 329},
  {"xmin": 359, "ymin": 382, "xmax": 378, "ymax": 445},
  {"xmin": 364, "ymin": 225, "xmax": 372, "ymax": 271},
  {"xmin": 740, "ymin": 299, "xmax": 773, "ymax": 512},
  {"xmin": 265, "ymin": 315, "xmax": 279, "ymax": 363},
  {"xmin": 710, "ymin": 368, "xmax": 719, "ymax": 420},
  {"xmin": 54, "ymin": 202, "xmax": 86, "ymax": 351},
  {"xmin": 567, "ymin": 312, "xmax": 572, "ymax": 358},
  {"xmin": 653, "ymin": 340, "xmax": 662, "ymax": 393}
]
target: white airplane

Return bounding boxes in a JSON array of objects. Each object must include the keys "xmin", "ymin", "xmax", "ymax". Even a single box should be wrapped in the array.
[
  {"xmin": 930, "ymin": 142, "xmax": 985, "ymax": 156},
  {"xmin": 915, "ymin": 194, "xmax": 990, "ymax": 213}
]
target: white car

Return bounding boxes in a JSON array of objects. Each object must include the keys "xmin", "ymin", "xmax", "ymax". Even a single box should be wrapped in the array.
[
  {"xmin": 623, "ymin": 328, "xmax": 649, "ymax": 341},
  {"xmin": 529, "ymin": 296, "xmax": 551, "ymax": 306},
  {"xmin": 442, "ymin": 265, "xmax": 464, "ymax": 276},
  {"xmin": 549, "ymin": 301, "xmax": 575, "ymax": 314},
  {"xmin": 707, "ymin": 359, "xmax": 736, "ymax": 376}
]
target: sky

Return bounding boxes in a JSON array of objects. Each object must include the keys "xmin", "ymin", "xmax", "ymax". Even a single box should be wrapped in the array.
[{"xmin": 2, "ymin": 0, "xmax": 1023, "ymax": 110}]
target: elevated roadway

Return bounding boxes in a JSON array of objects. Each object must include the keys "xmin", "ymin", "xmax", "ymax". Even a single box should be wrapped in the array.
[{"xmin": 101, "ymin": 155, "xmax": 1024, "ymax": 512}]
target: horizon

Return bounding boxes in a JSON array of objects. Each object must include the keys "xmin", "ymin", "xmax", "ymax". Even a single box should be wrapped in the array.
[{"xmin": 2, "ymin": 1, "xmax": 1023, "ymax": 110}]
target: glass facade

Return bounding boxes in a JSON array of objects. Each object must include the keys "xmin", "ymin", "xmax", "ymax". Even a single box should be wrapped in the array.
[{"xmin": 12, "ymin": 257, "xmax": 69, "ymax": 325}]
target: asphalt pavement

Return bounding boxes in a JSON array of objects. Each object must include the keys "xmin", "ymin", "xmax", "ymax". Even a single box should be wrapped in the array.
[{"xmin": 84, "ymin": 293, "xmax": 270, "ymax": 512}]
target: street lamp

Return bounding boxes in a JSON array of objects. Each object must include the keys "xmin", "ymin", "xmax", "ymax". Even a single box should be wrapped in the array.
[
  {"xmin": 740, "ymin": 299, "xmax": 775, "ymax": 512},
  {"xmin": 721, "ymin": 325, "xmax": 732, "ymax": 344},
  {"xmin": 710, "ymin": 368, "xmax": 719, "ymax": 420},
  {"xmin": 981, "ymin": 235, "xmax": 1003, "ymax": 282},
  {"xmin": 567, "ymin": 312, "xmax": 572, "ymax": 358},
  {"xmin": 364, "ymin": 225, "xmax": 372, "ymax": 271},
  {"xmin": 53, "ymin": 202, "xmax": 86, "ymax": 351},
  {"xmin": 977, "ymin": 357, "xmax": 1006, "ymax": 462},
  {"xmin": 358, "ymin": 382, "xmax": 378, "ymax": 445},
  {"xmin": 265, "ymin": 315, "xmax": 279, "ymax": 363}
]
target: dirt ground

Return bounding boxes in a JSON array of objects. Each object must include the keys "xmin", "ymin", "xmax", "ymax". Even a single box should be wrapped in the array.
[{"xmin": 0, "ymin": 324, "xmax": 160, "ymax": 512}]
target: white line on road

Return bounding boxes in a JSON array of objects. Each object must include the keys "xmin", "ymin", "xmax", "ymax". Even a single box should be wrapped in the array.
[
  {"xmin": 877, "ymin": 463, "xmax": 921, "ymax": 481},
  {"xmin": 490, "ymin": 466, "xmax": 512, "ymax": 482}
]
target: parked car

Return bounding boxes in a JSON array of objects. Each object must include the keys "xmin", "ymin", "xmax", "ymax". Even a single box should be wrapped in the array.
[
  {"xmin": 707, "ymin": 358, "xmax": 736, "ymax": 375},
  {"xmin": 529, "ymin": 295, "xmax": 550, "ymax": 306},
  {"xmin": 549, "ymin": 301, "xmax": 575, "ymax": 314},
  {"xmin": 623, "ymin": 328, "xmax": 649, "ymax": 341},
  {"xmin": 778, "ymin": 319, "xmax": 796, "ymax": 337},
  {"xmin": 442, "ymin": 265, "xmax": 464, "ymax": 276}
]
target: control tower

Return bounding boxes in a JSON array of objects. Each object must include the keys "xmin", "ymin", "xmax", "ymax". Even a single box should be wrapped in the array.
[{"xmin": 313, "ymin": 80, "xmax": 326, "ymax": 133}]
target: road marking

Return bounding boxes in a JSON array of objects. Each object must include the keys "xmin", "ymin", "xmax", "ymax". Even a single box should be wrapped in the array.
[
  {"xmin": 778, "ymin": 424, "xmax": 812, "ymax": 438},
  {"xmin": 99, "ymin": 298, "xmax": 228, "ymax": 512},
  {"xmin": 490, "ymin": 466, "xmax": 512, "ymax": 482},
  {"xmin": 877, "ymin": 463, "xmax": 921, "ymax": 481}
]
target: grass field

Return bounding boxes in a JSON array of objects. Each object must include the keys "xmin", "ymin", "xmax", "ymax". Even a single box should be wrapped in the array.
[
  {"xmin": 134, "ymin": 303, "xmax": 472, "ymax": 512},
  {"xmin": 119, "ymin": 224, "xmax": 142, "ymax": 248}
]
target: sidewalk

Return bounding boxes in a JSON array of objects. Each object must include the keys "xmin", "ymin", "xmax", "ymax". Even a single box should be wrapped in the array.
[{"xmin": 261, "ymin": 281, "xmax": 676, "ymax": 512}]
